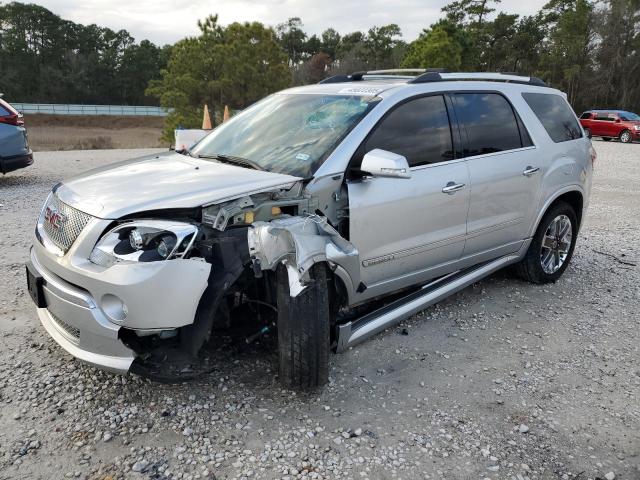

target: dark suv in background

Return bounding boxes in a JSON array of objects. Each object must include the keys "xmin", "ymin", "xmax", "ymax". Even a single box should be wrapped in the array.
[
  {"xmin": 0, "ymin": 96, "xmax": 32, "ymax": 174},
  {"xmin": 579, "ymin": 110, "xmax": 640, "ymax": 143}
]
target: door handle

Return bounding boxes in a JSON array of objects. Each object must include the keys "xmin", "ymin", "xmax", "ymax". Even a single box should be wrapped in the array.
[
  {"xmin": 442, "ymin": 182, "xmax": 466, "ymax": 194},
  {"xmin": 523, "ymin": 166, "xmax": 540, "ymax": 177}
]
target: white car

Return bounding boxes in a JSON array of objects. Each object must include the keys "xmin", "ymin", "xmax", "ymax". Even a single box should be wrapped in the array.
[{"xmin": 27, "ymin": 70, "xmax": 594, "ymax": 389}]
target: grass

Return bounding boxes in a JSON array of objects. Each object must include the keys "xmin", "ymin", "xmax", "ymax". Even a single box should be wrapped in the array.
[{"xmin": 24, "ymin": 114, "xmax": 166, "ymax": 151}]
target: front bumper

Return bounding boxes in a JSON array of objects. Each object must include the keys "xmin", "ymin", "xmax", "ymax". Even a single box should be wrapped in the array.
[
  {"xmin": 29, "ymin": 215, "xmax": 212, "ymax": 374},
  {"xmin": 29, "ymin": 247, "xmax": 135, "ymax": 373}
]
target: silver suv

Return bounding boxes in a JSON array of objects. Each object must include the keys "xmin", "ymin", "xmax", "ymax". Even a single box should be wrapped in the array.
[{"xmin": 26, "ymin": 71, "xmax": 594, "ymax": 389}]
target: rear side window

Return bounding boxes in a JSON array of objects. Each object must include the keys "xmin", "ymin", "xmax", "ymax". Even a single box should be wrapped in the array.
[
  {"xmin": 364, "ymin": 95, "xmax": 454, "ymax": 167},
  {"xmin": 522, "ymin": 93, "xmax": 583, "ymax": 142},
  {"xmin": 580, "ymin": 112, "xmax": 593, "ymax": 119},
  {"xmin": 453, "ymin": 93, "xmax": 524, "ymax": 157}
]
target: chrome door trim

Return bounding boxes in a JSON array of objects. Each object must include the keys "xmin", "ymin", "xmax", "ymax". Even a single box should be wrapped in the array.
[
  {"xmin": 409, "ymin": 157, "xmax": 466, "ymax": 170},
  {"xmin": 407, "ymin": 146, "xmax": 538, "ymax": 172},
  {"xmin": 462, "ymin": 145, "xmax": 537, "ymax": 162},
  {"xmin": 466, "ymin": 217, "xmax": 524, "ymax": 238},
  {"xmin": 361, "ymin": 233, "xmax": 467, "ymax": 268}
]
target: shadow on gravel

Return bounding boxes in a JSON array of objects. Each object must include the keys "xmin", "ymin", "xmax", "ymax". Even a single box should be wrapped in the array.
[{"xmin": 0, "ymin": 175, "xmax": 42, "ymax": 187}]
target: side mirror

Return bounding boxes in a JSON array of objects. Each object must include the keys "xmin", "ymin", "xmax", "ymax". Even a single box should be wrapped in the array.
[
  {"xmin": 360, "ymin": 149, "xmax": 411, "ymax": 179},
  {"xmin": 615, "ymin": 118, "xmax": 621, "ymax": 123}
]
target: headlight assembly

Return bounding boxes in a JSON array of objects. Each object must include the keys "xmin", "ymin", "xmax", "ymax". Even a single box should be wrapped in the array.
[{"xmin": 90, "ymin": 220, "xmax": 198, "ymax": 267}]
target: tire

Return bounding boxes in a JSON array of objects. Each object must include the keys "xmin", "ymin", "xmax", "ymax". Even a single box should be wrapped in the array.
[
  {"xmin": 584, "ymin": 127, "xmax": 591, "ymax": 139},
  {"xmin": 620, "ymin": 130, "xmax": 633, "ymax": 143},
  {"xmin": 276, "ymin": 263, "xmax": 330, "ymax": 389},
  {"xmin": 516, "ymin": 202, "xmax": 578, "ymax": 284},
  {"xmin": 602, "ymin": 137, "xmax": 612, "ymax": 142}
]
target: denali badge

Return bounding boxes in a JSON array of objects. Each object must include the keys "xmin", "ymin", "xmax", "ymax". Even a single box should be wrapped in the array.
[{"xmin": 44, "ymin": 205, "xmax": 67, "ymax": 230}]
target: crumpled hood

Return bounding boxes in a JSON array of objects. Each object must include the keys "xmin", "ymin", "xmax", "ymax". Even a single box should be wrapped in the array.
[{"xmin": 56, "ymin": 151, "xmax": 302, "ymax": 219}]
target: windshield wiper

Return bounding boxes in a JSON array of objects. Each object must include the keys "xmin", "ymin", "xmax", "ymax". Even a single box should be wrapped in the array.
[{"xmin": 197, "ymin": 153, "xmax": 262, "ymax": 171}]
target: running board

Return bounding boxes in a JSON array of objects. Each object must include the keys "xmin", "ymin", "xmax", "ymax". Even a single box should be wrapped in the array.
[{"xmin": 335, "ymin": 255, "xmax": 519, "ymax": 353}]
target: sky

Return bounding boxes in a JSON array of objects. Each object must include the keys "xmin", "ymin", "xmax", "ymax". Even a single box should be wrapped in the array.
[{"xmin": 30, "ymin": 0, "xmax": 549, "ymax": 45}]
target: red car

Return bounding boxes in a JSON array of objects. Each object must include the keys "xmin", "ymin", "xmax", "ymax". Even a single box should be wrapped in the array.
[{"xmin": 579, "ymin": 110, "xmax": 640, "ymax": 143}]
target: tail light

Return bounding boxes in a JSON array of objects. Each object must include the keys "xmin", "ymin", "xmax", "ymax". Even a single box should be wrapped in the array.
[
  {"xmin": 0, "ymin": 113, "xmax": 24, "ymax": 126},
  {"xmin": 589, "ymin": 145, "xmax": 597, "ymax": 167}
]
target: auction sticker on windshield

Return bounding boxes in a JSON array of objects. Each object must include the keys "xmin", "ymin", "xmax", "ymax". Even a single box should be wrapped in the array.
[{"xmin": 337, "ymin": 86, "xmax": 385, "ymax": 96}]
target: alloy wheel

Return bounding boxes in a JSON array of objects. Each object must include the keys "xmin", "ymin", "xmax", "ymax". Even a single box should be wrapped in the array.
[
  {"xmin": 540, "ymin": 214, "xmax": 573, "ymax": 274},
  {"xmin": 620, "ymin": 131, "xmax": 632, "ymax": 143}
]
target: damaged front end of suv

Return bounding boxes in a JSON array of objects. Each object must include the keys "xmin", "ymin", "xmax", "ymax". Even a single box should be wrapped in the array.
[{"xmin": 28, "ymin": 89, "xmax": 377, "ymax": 388}]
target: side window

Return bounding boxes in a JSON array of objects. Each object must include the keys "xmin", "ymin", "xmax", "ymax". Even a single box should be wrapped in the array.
[
  {"xmin": 594, "ymin": 115, "xmax": 612, "ymax": 121},
  {"xmin": 453, "ymin": 93, "xmax": 523, "ymax": 156},
  {"xmin": 580, "ymin": 112, "xmax": 593, "ymax": 119},
  {"xmin": 363, "ymin": 95, "xmax": 453, "ymax": 167},
  {"xmin": 517, "ymin": 115, "xmax": 534, "ymax": 147},
  {"xmin": 522, "ymin": 93, "xmax": 583, "ymax": 143}
]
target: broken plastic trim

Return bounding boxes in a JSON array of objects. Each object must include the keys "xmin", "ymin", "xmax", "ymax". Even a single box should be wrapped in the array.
[{"xmin": 248, "ymin": 215, "xmax": 358, "ymax": 297}]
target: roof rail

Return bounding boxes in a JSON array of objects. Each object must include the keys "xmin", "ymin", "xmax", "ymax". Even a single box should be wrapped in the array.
[
  {"xmin": 365, "ymin": 69, "xmax": 426, "ymax": 75},
  {"xmin": 409, "ymin": 71, "xmax": 548, "ymax": 87},
  {"xmin": 319, "ymin": 68, "xmax": 450, "ymax": 84},
  {"xmin": 319, "ymin": 70, "xmax": 548, "ymax": 87}
]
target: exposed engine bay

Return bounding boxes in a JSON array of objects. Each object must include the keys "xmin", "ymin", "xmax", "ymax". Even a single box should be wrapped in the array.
[{"xmin": 113, "ymin": 181, "xmax": 358, "ymax": 381}]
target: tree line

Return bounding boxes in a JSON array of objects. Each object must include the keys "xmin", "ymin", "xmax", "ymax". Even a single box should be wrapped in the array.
[
  {"xmin": 1, "ymin": 0, "xmax": 639, "ymax": 139},
  {"xmin": 0, "ymin": 2, "xmax": 171, "ymax": 105}
]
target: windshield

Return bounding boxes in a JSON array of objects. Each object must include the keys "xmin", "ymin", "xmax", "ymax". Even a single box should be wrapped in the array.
[
  {"xmin": 619, "ymin": 112, "xmax": 640, "ymax": 121},
  {"xmin": 191, "ymin": 93, "xmax": 380, "ymax": 178}
]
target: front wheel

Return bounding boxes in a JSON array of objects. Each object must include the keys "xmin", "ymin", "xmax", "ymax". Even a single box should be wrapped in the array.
[
  {"xmin": 620, "ymin": 130, "xmax": 633, "ymax": 143},
  {"xmin": 516, "ymin": 202, "xmax": 578, "ymax": 284},
  {"xmin": 276, "ymin": 263, "xmax": 330, "ymax": 390}
]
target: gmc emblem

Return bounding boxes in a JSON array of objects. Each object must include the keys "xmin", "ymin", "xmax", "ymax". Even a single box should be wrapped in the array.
[{"xmin": 44, "ymin": 206, "xmax": 67, "ymax": 230}]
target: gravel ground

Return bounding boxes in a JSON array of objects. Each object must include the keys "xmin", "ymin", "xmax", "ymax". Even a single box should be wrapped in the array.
[{"xmin": 0, "ymin": 144, "xmax": 638, "ymax": 480}]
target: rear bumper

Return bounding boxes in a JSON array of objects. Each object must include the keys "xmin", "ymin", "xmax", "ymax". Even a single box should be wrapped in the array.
[
  {"xmin": 1, "ymin": 150, "xmax": 33, "ymax": 174},
  {"xmin": 29, "ymin": 247, "xmax": 135, "ymax": 373}
]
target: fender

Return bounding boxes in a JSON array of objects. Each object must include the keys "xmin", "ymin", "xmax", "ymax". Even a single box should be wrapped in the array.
[
  {"xmin": 529, "ymin": 184, "xmax": 585, "ymax": 237},
  {"xmin": 248, "ymin": 215, "xmax": 360, "ymax": 298}
]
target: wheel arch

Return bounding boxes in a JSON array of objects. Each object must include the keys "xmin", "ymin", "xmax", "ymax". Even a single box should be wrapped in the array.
[
  {"xmin": 531, "ymin": 187, "xmax": 584, "ymax": 237},
  {"xmin": 620, "ymin": 128, "xmax": 633, "ymax": 142}
]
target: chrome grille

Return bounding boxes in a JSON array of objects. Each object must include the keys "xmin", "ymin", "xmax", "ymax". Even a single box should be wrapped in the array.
[
  {"xmin": 41, "ymin": 194, "xmax": 93, "ymax": 253},
  {"xmin": 49, "ymin": 311, "xmax": 80, "ymax": 343}
]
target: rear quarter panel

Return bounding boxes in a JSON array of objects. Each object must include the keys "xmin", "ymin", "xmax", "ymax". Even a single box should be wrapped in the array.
[{"xmin": 513, "ymin": 90, "xmax": 592, "ymax": 236}]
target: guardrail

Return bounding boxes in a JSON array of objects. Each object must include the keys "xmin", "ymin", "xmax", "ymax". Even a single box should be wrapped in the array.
[{"xmin": 12, "ymin": 103, "xmax": 170, "ymax": 116}]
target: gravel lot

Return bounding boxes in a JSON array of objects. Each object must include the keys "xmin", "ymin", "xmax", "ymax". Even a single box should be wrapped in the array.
[{"xmin": 0, "ymin": 144, "xmax": 638, "ymax": 480}]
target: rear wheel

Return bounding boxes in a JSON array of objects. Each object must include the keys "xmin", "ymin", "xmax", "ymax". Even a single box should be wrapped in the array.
[
  {"xmin": 276, "ymin": 263, "xmax": 330, "ymax": 390},
  {"xmin": 620, "ymin": 130, "xmax": 633, "ymax": 143},
  {"xmin": 583, "ymin": 127, "xmax": 591, "ymax": 139},
  {"xmin": 516, "ymin": 202, "xmax": 578, "ymax": 284}
]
